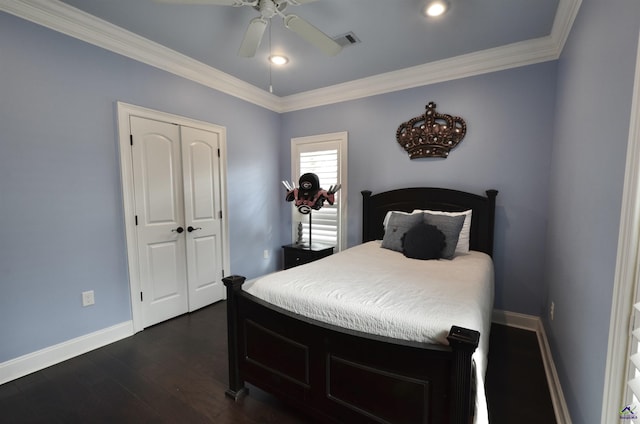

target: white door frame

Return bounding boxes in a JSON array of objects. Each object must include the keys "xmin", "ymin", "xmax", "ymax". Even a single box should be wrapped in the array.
[{"xmin": 116, "ymin": 102, "xmax": 230, "ymax": 333}]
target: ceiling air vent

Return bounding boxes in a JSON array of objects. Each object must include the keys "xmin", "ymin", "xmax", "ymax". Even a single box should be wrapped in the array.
[{"xmin": 333, "ymin": 32, "xmax": 360, "ymax": 47}]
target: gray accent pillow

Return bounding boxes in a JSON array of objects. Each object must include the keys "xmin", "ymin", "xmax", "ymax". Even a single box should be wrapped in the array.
[
  {"xmin": 381, "ymin": 212, "xmax": 423, "ymax": 252},
  {"xmin": 423, "ymin": 212, "xmax": 465, "ymax": 259}
]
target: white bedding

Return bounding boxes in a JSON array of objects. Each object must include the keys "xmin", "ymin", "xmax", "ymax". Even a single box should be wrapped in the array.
[{"xmin": 245, "ymin": 240, "xmax": 494, "ymax": 424}]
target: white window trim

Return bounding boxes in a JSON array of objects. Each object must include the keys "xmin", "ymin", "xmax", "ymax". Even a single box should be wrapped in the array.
[
  {"xmin": 602, "ymin": 28, "xmax": 640, "ymax": 424},
  {"xmin": 290, "ymin": 132, "xmax": 348, "ymax": 251}
]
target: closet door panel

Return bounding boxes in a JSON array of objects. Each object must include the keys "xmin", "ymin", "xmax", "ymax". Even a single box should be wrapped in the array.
[
  {"xmin": 181, "ymin": 126, "xmax": 224, "ymax": 311},
  {"xmin": 130, "ymin": 117, "xmax": 189, "ymax": 327}
]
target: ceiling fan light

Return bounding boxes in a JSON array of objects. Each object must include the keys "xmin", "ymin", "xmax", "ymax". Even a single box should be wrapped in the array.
[
  {"xmin": 269, "ymin": 55, "xmax": 289, "ymax": 65},
  {"xmin": 425, "ymin": 0, "xmax": 448, "ymax": 17}
]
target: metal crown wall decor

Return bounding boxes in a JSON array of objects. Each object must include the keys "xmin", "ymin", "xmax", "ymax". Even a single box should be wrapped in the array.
[{"xmin": 396, "ymin": 102, "xmax": 467, "ymax": 159}]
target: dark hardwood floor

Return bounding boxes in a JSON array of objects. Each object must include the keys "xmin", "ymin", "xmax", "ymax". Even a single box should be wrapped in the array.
[
  {"xmin": 485, "ymin": 324, "xmax": 556, "ymax": 423},
  {"xmin": 0, "ymin": 301, "xmax": 556, "ymax": 423}
]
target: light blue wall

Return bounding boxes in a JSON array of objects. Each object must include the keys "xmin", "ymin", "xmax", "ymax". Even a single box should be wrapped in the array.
[
  {"xmin": 544, "ymin": 0, "xmax": 640, "ymax": 422},
  {"xmin": 0, "ymin": 12, "xmax": 282, "ymax": 362},
  {"xmin": 281, "ymin": 62, "xmax": 558, "ymax": 315}
]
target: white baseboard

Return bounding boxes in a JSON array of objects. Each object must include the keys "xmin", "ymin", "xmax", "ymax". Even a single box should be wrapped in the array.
[
  {"xmin": 492, "ymin": 309, "xmax": 572, "ymax": 424},
  {"xmin": 0, "ymin": 321, "xmax": 134, "ymax": 385}
]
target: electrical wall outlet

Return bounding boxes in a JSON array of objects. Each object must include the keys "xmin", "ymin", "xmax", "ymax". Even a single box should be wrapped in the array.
[
  {"xmin": 264, "ymin": 249, "xmax": 269, "ymax": 259},
  {"xmin": 550, "ymin": 301, "xmax": 555, "ymax": 321},
  {"xmin": 82, "ymin": 290, "xmax": 95, "ymax": 307}
]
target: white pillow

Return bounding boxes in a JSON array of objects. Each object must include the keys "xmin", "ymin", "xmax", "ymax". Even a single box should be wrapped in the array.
[
  {"xmin": 383, "ymin": 210, "xmax": 421, "ymax": 230},
  {"xmin": 412, "ymin": 209, "xmax": 472, "ymax": 254}
]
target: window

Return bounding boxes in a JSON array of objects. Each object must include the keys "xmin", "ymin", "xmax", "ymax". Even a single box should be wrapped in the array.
[
  {"xmin": 628, "ymin": 303, "xmax": 640, "ymax": 413},
  {"xmin": 604, "ymin": 225, "xmax": 640, "ymax": 423},
  {"xmin": 291, "ymin": 132, "xmax": 348, "ymax": 251}
]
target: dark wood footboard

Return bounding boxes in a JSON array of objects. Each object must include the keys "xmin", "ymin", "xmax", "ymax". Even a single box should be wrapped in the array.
[{"xmin": 223, "ymin": 275, "xmax": 480, "ymax": 424}]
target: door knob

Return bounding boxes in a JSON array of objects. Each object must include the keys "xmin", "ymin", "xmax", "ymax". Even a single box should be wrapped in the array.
[
  {"xmin": 187, "ymin": 226, "xmax": 202, "ymax": 232},
  {"xmin": 172, "ymin": 226, "xmax": 184, "ymax": 233}
]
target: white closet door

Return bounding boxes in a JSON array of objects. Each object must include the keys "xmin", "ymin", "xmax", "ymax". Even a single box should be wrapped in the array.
[
  {"xmin": 130, "ymin": 117, "xmax": 189, "ymax": 327},
  {"xmin": 181, "ymin": 126, "xmax": 224, "ymax": 311}
]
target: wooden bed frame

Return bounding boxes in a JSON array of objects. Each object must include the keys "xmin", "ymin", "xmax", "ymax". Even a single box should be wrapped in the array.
[{"xmin": 223, "ymin": 187, "xmax": 498, "ymax": 424}]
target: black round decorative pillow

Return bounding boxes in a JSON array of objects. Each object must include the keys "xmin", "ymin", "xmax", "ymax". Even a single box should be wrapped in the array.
[{"xmin": 401, "ymin": 222, "xmax": 446, "ymax": 260}]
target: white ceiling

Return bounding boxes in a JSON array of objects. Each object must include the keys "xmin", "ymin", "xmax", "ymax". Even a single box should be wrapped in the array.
[{"xmin": 2, "ymin": 0, "xmax": 580, "ymax": 111}]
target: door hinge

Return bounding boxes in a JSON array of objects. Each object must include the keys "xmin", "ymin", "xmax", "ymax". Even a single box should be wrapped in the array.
[
  {"xmin": 217, "ymin": 148, "xmax": 220, "ymax": 158},
  {"xmin": 222, "ymin": 269, "xmax": 225, "ymax": 278},
  {"xmin": 219, "ymin": 210, "xmax": 222, "ymax": 219},
  {"xmin": 140, "ymin": 292, "xmax": 143, "ymax": 302},
  {"xmin": 135, "ymin": 215, "xmax": 138, "ymax": 226},
  {"xmin": 130, "ymin": 134, "xmax": 133, "ymax": 146}
]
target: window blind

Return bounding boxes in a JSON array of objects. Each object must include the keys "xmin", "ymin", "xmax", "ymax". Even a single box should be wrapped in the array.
[
  {"xmin": 299, "ymin": 149, "xmax": 339, "ymax": 246},
  {"xmin": 629, "ymin": 303, "xmax": 640, "ymax": 396}
]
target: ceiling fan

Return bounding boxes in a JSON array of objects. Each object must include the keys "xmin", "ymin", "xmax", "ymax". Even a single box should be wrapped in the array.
[{"xmin": 157, "ymin": 0, "xmax": 343, "ymax": 58}]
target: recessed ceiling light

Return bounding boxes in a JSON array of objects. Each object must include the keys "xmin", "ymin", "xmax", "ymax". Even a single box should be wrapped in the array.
[
  {"xmin": 425, "ymin": 0, "xmax": 448, "ymax": 17},
  {"xmin": 269, "ymin": 55, "xmax": 289, "ymax": 65}
]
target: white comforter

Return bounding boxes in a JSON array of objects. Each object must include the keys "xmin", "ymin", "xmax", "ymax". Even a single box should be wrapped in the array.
[{"xmin": 245, "ymin": 240, "xmax": 494, "ymax": 424}]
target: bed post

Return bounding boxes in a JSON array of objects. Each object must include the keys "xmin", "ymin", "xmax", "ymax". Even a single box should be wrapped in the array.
[
  {"xmin": 485, "ymin": 189, "xmax": 498, "ymax": 256},
  {"xmin": 447, "ymin": 326, "xmax": 480, "ymax": 424},
  {"xmin": 222, "ymin": 275, "xmax": 248, "ymax": 400},
  {"xmin": 361, "ymin": 190, "xmax": 372, "ymax": 242}
]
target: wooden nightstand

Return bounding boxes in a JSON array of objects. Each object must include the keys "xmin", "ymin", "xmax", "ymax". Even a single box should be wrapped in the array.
[{"xmin": 282, "ymin": 243, "xmax": 334, "ymax": 269}]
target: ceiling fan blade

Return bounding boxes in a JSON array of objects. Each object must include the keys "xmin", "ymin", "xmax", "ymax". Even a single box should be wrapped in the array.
[
  {"xmin": 154, "ymin": 0, "xmax": 253, "ymax": 5},
  {"xmin": 238, "ymin": 17, "xmax": 268, "ymax": 57},
  {"xmin": 284, "ymin": 14, "xmax": 342, "ymax": 56}
]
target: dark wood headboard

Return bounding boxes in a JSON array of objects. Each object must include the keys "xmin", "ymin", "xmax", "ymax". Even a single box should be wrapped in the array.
[{"xmin": 362, "ymin": 187, "xmax": 498, "ymax": 256}]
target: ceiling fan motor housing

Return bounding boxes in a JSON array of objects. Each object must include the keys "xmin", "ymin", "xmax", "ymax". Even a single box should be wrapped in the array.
[{"xmin": 254, "ymin": 0, "xmax": 287, "ymax": 18}]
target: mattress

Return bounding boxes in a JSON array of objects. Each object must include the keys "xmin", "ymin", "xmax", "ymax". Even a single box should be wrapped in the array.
[{"xmin": 245, "ymin": 240, "xmax": 494, "ymax": 423}]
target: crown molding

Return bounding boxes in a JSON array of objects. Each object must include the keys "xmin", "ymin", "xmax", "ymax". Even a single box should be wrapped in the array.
[
  {"xmin": 1, "ymin": 0, "xmax": 581, "ymax": 114},
  {"xmin": 279, "ymin": 0, "xmax": 581, "ymax": 112},
  {"xmin": 550, "ymin": 0, "xmax": 582, "ymax": 54},
  {"xmin": 279, "ymin": 36, "xmax": 560, "ymax": 112},
  {"xmin": 0, "ymin": 0, "xmax": 280, "ymax": 111}
]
